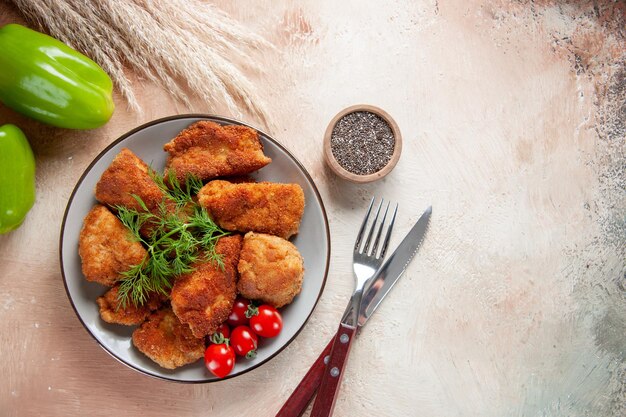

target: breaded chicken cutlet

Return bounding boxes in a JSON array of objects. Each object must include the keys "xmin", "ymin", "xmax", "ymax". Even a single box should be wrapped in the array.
[
  {"xmin": 163, "ymin": 121, "xmax": 271, "ymax": 183},
  {"xmin": 95, "ymin": 148, "xmax": 165, "ymax": 212},
  {"xmin": 237, "ymin": 232, "xmax": 304, "ymax": 308},
  {"xmin": 132, "ymin": 307, "xmax": 205, "ymax": 369},
  {"xmin": 79, "ymin": 204, "xmax": 146, "ymax": 286},
  {"xmin": 97, "ymin": 285, "xmax": 165, "ymax": 326},
  {"xmin": 170, "ymin": 235, "xmax": 243, "ymax": 338},
  {"xmin": 197, "ymin": 180, "xmax": 305, "ymax": 239}
]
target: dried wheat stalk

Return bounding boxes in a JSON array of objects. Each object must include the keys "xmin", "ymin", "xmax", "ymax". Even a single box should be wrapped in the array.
[{"xmin": 10, "ymin": 0, "xmax": 273, "ymax": 126}]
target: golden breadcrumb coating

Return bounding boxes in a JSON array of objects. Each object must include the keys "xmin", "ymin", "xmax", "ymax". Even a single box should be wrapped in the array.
[
  {"xmin": 170, "ymin": 235, "xmax": 243, "ymax": 338},
  {"xmin": 96, "ymin": 285, "xmax": 165, "ymax": 326},
  {"xmin": 163, "ymin": 121, "xmax": 271, "ymax": 182},
  {"xmin": 237, "ymin": 232, "xmax": 304, "ymax": 308},
  {"xmin": 95, "ymin": 148, "xmax": 165, "ymax": 212},
  {"xmin": 132, "ymin": 307, "xmax": 205, "ymax": 369},
  {"xmin": 78, "ymin": 204, "xmax": 146, "ymax": 286},
  {"xmin": 197, "ymin": 180, "xmax": 305, "ymax": 239}
]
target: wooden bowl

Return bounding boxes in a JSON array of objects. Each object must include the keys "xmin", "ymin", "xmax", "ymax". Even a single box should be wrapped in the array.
[{"xmin": 323, "ymin": 104, "xmax": 402, "ymax": 183}]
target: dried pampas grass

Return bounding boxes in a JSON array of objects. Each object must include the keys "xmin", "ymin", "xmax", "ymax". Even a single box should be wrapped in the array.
[{"xmin": 10, "ymin": 0, "xmax": 273, "ymax": 125}]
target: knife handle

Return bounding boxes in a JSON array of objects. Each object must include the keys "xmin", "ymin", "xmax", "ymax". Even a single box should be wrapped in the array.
[
  {"xmin": 310, "ymin": 323, "xmax": 357, "ymax": 417},
  {"xmin": 275, "ymin": 334, "xmax": 335, "ymax": 417}
]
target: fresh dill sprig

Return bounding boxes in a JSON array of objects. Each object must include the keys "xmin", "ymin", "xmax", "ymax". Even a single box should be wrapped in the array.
[
  {"xmin": 115, "ymin": 172, "xmax": 228, "ymax": 309},
  {"xmin": 149, "ymin": 167, "xmax": 204, "ymax": 208}
]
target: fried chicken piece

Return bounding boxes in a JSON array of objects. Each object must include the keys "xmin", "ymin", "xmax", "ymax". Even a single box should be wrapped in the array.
[
  {"xmin": 78, "ymin": 205, "xmax": 146, "ymax": 286},
  {"xmin": 132, "ymin": 307, "xmax": 205, "ymax": 369},
  {"xmin": 95, "ymin": 148, "xmax": 165, "ymax": 212},
  {"xmin": 163, "ymin": 121, "xmax": 271, "ymax": 183},
  {"xmin": 97, "ymin": 285, "xmax": 165, "ymax": 326},
  {"xmin": 170, "ymin": 235, "xmax": 243, "ymax": 338},
  {"xmin": 237, "ymin": 232, "xmax": 304, "ymax": 308},
  {"xmin": 197, "ymin": 180, "xmax": 305, "ymax": 239}
]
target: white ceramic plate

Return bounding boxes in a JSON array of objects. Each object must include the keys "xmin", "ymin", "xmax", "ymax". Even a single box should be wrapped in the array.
[{"xmin": 60, "ymin": 114, "xmax": 330, "ymax": 382}]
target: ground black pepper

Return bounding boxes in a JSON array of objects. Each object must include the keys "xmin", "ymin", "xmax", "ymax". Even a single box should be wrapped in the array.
[{"xmin": 330, "ymin": 111, "xmax": 395, "ymax": 175}]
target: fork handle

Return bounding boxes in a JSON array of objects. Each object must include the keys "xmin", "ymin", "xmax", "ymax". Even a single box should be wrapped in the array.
[
  {"xmin": 275, "ymin": 334, "xmax": 335, "ymax": 417},
  {"xmin": 310, "ymin": 323, "xmax": 357, "ymax": 417}
]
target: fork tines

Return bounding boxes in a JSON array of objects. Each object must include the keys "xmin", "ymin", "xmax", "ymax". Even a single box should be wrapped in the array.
[{"xmin": 355, "ymin": 197, "xmax": 398, "ymax": 259}]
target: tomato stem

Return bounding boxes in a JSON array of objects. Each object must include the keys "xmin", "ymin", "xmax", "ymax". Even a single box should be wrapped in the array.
[
  {"xmin": 245, "ymin": 303, "xmax": 259, "ymax": 318},
  {"xmin": 210, "ymin": 332, "xmax": 229, "ymax": 346}
]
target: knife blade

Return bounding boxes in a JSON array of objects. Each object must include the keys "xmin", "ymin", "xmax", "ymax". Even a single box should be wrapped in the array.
[
  {"xmin": 358, "ymin": 205, "xmax": 432, "ymax": 325},
  {"xmin": 276, "ymin": 205, "xmax": 432, "ymax": 417}
]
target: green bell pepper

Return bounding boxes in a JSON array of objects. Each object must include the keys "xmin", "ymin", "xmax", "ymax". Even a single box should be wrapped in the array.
[
  {"xmin": 0, "ymin": 124, "xmax": 36, "ymax": 234},
  {"xmin": 0, "ymin": 24, "xmax": 114, "ymax": 129}
]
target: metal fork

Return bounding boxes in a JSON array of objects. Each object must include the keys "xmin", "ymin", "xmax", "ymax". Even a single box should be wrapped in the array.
[
  {"xmin": 343, "ymin": 197, "xmax": 397, "ymax": 328},
  {"xmin": 310, "ymin": 197, "xmax": 397, "ymax": 417}
]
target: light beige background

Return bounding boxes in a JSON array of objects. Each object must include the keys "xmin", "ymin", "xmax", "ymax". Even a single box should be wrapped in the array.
[{"xmin": 1, "ymin": 1, "xmax": 624, "ymax": 416}]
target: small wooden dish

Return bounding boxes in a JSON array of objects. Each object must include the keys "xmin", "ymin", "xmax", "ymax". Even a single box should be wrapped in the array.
[{"xmin": 323, "ymin": 104, "xmax": 402, "ymax": 183}]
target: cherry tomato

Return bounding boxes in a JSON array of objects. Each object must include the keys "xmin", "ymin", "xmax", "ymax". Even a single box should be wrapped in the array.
[
  {"xmin": 230, "ymin": 326, "xmax": 258, "ymax": 358},
  {"xmin": 215, "ymin": 323, "xmax": 230, "ymax": 339},
  {"xmin": 250, "ymin": 305, "xmax": 283, "ymax": 338},
  {"xmin": 207, "ymin": 323, "xmax": 231, "ymax": 346},
  {"xmin": 227, "ymin": 297, "xmax": 251, "ymax": 327},
  {"xmin": 204, "ymin": 343, "xmax": 235, "ymax": 378}
]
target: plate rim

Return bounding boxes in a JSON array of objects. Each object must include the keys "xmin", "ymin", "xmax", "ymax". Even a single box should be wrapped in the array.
[{"xmin": 58, "ymin": 113, "xmax": 331, "ymax": 383}]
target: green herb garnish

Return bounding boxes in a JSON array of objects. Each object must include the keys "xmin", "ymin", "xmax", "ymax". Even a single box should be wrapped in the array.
[
  {"xmin": 150, "ymin": 168, "xmax": 204, "ymax": 208},
  {"xmin": 115, "ymin": 171, "xmax": 228, "ymax": 308}
]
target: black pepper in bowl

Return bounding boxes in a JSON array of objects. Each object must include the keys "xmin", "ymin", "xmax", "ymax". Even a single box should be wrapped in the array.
[
  {"xmin": 330, "ymin": 111, "xmax": 395, "ymax": 176},
  {"xmin": 324, "ymin": 104, "xmax": 402, "ymax": 183}
]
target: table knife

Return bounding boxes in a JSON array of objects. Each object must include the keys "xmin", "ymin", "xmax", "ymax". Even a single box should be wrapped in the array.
[{"xmin": 276, "ymin": 205, "xmax": 432, "ymax": 417}]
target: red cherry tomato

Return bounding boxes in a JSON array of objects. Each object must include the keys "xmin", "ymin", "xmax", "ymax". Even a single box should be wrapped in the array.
[
  {"xmin": 204, "ymin": 343, "xmax": 235, "ymax": 378},
  {"xmin": 230, "ymin": 326, "xmax": 258, "ymax": 358},
  {"xmin": 227, "ymin": 297, "xmax": 251, "ymax": 327},
  {"xmin": 215, "ymin": 323, "xmax": 230, "ymax": 339},
  {"xmin": 250, "ymin": 305, "xmax": 283, "ymax": 338},
  {"xmin": 207, "ymin": 323, "xmax": 231, "ymax": 346}
]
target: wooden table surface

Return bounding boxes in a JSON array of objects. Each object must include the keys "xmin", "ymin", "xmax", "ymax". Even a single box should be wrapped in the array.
[{"xmin": 1, "ymin": 1, "xmax": 624, "ymax": 416}]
